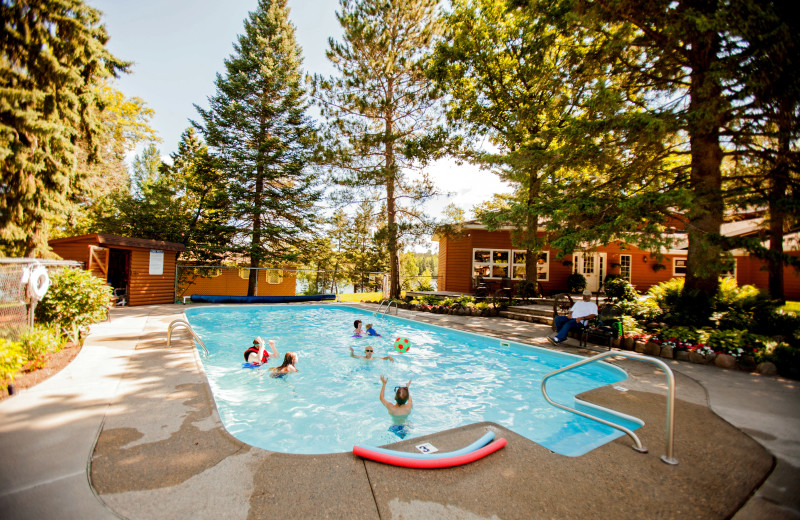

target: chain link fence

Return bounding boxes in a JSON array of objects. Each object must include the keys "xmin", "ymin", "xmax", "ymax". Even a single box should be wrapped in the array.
[
  {"xmin": 0, "ymin": 259, "xmax": 82, "ymax": 340},
  {"xmin": 176, "ymin": 265, "xmax": 390, "ymax": 301}
]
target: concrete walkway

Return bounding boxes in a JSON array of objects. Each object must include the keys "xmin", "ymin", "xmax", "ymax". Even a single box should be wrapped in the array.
[{"xmin": 0, "ymin": 304, "xmax": 797, "ymax": 519}]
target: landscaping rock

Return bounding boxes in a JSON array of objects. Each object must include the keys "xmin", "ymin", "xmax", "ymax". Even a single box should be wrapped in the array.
[
  {"xmin": 660, "ymin": 346, "xmax": 674, "ymax": 359},
  {"xmin": 675, "ymin": 350, "xmax": 690, "ymax": 362},
  {"xmin": 756, "ymin": 361, "xmax": 778, "ymax": 376},
  {"xmin": 689, "ymin": 351, "xmax": 708, "ymax": 364},
  {"xmin": 623, "ymin": 337, "xmax": 635, "ymax": 350},
  {"xmin": 715, "ymin": 353, "xmax": 737, "ymax": 369},
  {"xmin": 610, "ymin": 337, "xmax": 621, "ymax": 349},
  {"xmin": 643, "ymin": 341, "xmax": 661, "ymax": 356},
  {"xmin": 634, "ymin": 340, "xmax": 646, "ymax": 353}
]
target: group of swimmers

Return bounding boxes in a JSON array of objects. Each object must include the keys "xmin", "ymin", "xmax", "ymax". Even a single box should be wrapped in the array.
[
  {"xmin": 242, "ymin": 319, "xmax": 413, "ymax": 432},
  {"xmin": 243, "ymin": 337, "xmax": 298, "ymax": 375}
]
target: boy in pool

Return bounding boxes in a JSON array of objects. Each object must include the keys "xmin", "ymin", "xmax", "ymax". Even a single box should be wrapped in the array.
[
  {"xmin": 350, "ymin": 345, "xmax": 394, "ymax": 362},
  {"xmin": 365, "ymin": 323, "xmax": 381, "ymax": 336},
  {"xmin": 243, "ymin": 337, "xmax": 278, "ymax": 366}
]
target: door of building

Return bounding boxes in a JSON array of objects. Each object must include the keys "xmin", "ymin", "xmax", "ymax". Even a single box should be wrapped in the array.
[{"xmin": 573, "ymin": 252, "xmax": 606, "ymax": 292}]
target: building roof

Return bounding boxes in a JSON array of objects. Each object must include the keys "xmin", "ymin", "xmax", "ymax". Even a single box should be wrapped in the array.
[{"xmin": 49, "ymin": 233, "xmax": 186, "ymax": 252}]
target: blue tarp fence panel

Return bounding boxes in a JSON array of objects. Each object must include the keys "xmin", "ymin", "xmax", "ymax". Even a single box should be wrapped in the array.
[{"xmin": 190, "ymin": 294, "xmax": 336, "ymax": 304}]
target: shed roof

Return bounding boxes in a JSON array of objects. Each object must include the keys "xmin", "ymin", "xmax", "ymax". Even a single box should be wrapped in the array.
[{"xmin": 49, "ymin": 233, "xmax": 185, "ymax": 252}]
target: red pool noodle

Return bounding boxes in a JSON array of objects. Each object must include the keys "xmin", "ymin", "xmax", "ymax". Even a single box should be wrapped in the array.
[{"xmin": 353, "ymin": 438, "xmax": 507, "ymax": 468}]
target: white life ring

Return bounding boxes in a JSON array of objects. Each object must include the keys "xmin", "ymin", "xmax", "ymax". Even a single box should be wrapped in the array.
[{"xmin": 27, "ymin": 264, "xmax": 51, "ymax": 301}]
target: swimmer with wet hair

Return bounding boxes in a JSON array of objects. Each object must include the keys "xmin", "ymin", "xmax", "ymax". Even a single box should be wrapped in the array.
[{"xmin": 379, "ymin": 375, "xmax": 412, "ymax": 416}]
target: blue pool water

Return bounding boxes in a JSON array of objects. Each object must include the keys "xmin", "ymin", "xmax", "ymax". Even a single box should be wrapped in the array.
[{"xmin": 185, "ymin": 305, "xmax": 639, "ymax": 455}]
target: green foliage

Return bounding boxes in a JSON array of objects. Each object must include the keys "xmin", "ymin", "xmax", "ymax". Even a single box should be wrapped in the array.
[
  {"xmin": 35, "ymin": 269, "xmax": 112, "ymax": 334},
  {"xmin": 195, "ymin": 0, "xmax": 320, "ymax": 295},
  {"xmin": 18, "ymin": 326, "xmax": 66, "ymax": 370},
  {"xmin": 604, "ymin": 277, "xmax": 638, "ymax": 302},
  {"xmin": 616, "ymin": 298, "xmax": 662, "ymax": 322},
  {"xmin": 313, "ymin": 0, "xmax": 443, "ymax": 298},
  {"xmin": 769, "ymin": 343, "xmax": 800, "ymax": 379},
  {"xmin": 0, "ymin": 0, "xmax": 129, "ymax": 256},
  {"xmin": 0, "ymin": 338, "xmax": 26, "ymax": 388},
  {"xmin": 658, "ymin": 326, "xmax": 702, "ymax": 345},
  {"xmin": 566, "ymin": 273, "xmax": 586, "ymax": 293},
  {"xmin": 705, "ymin": 329, "xmax": 747, "ymax": 357}
]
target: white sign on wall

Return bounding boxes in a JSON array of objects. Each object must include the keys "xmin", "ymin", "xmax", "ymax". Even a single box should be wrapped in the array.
[{"xmin": 149, "ymin": 250, "xmax": 164, "ymax": 275}]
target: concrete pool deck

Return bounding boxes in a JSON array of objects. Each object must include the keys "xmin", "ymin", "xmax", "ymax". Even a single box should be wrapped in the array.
[{"xmin": 0, "ymin": 303, "xmax": 797, "ymax": 519}]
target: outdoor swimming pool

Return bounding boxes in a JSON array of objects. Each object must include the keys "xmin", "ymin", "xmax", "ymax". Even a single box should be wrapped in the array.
[{"xmin": 184, "ymin": 305, "xmax": 640, "ymax": 455}]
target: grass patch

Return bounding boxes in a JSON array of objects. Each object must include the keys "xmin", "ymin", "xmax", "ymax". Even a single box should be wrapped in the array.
[
  {"xmin": 337, "ymin": 292, "xmax": 383, "ymax": 303},
  {"xmin": 780, "ymin": 301, "xmax": 800, "ymax": 314}
]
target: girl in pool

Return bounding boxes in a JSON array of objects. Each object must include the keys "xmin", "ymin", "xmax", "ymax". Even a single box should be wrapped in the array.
[
  {"xmin": 243, "ymin": 337, "xmax": 278, "ymax": 366},
  {"xmin": 353, "ymin": 319, "xmax": 364, "ymax": 336},
  {"xmin": 379, "ymin": 375, "xmax": 412, "ymax": 438},
  {"xmin": 269, "ymin": 352, "xmax": 299, "ymax": 375}
]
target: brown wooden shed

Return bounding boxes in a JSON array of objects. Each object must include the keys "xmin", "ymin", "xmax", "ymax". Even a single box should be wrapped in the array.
[{"xmin": 49, "ymin": 233, "xmax": 185, "ymax": 306}]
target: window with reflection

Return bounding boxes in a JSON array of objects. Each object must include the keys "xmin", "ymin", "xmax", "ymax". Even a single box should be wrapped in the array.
[{"xmin": 472, "ymin": 249, "xmax": 515, "ymax": 280}]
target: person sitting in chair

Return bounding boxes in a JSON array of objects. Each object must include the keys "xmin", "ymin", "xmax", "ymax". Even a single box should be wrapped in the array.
[{"xmin": 548, "ymin": 289, "xmax": 598, "ymax": 345}]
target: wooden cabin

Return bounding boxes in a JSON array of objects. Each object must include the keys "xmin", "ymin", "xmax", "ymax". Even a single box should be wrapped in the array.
[
  {"xmin": 178, "ymin": 265, "xmax": 298, "ymax": 300},
  {"xmin": 49, "ymin": 234, "xmax": 185, "ymax": 306},
  {"xmin": 434, "ymin": 221, "xmax": 800, "ymax": 299}
]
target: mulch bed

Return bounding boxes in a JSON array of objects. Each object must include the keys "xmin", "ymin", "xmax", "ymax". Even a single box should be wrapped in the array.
[{"xmin": 1, "ymin": 341, "xmax": 82, "ymax": 400}]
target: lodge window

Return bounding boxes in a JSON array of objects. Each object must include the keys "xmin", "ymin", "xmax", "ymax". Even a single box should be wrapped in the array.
[
  {"xmin": 266, "ymin": 269, "xmax": 283, "ymax": 284},
  {"xmin": 673, "ymin": 258, "xmax": 687, "ymax": 276},
  {"xmin": 721, "ymin": 259, "xmax": 738, "ymax": 279},
  {"xmin": 619, "ymin": 255, "xmax": 631, "ymax": 282},
  {"xmin": 474, "ymin": 249, "xmax": 549, "ymax": 280}
]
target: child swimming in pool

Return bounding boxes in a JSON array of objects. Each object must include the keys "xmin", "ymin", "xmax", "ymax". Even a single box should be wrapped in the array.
[
  {"xmin": 379, "ymin": 375, "xmax": 412, "ymax": 417},
  {"xmin": 353, "ymin": 319, "xmax": 364, "ymax": 336},
  {"xmin": 365, "ymin": 323, "xmax": 381, "ymax": 336},
  {"xmin": 350, "ymin": 346, "xmax": 394, "ymax": 362},
  {"xmin": 269, "ymin": 352, "xmax": 298, "ymax": 375},
  {"xmin": 243, "ymin": 337, "xmax": 278, "ymax": 366}
]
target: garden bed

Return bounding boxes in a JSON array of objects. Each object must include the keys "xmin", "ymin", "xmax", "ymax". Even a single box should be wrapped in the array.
[{"xmin": 1, "ymin": 341, "xmax": 81, "ymax": 400}]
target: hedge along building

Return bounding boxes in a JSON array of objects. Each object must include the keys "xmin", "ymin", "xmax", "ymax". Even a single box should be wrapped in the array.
[
  {"xmin": 48, "ymin": 234, "xmax": 185, "ymax": 306},
  {"xmin": 434, "ymin": 219, "xmax": 800, "ymax": 299}
]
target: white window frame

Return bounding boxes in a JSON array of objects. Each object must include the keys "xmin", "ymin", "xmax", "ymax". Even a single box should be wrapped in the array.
[
  {"xmin": 619, "ymin": 254, "xmax": 631, "ymax": 282},
  {"xmin": 533, "ymin": 250, "xmax": 549, "ymax": 281},
  {"xmin": 721, "ymin": 259, "xmax": 738, "ymax": 279},
  {"xmin": 673, "ymin": 257, "xmax": 688, "ymax": 276},
  {"xmin": 472, "ymin": 248, "xmax": 512, "ymax": 279}
]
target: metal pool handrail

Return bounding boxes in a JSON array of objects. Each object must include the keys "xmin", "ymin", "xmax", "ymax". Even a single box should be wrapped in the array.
[
  {"xmin": 541, "ymin": 351, "xmax": 678, "ymax": 465},
  {"xmin": 375, "ymin": 299, "xmax": 398, "ymax": 319},
  {"xmin": 167, "ymin": 319, "xmax": 209, "ymax": 356}
]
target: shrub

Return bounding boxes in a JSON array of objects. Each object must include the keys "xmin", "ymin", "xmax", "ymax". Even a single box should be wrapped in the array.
[
  {"xmin": 604, "ymin": 277, "xmax": 638, "ymax": 302},
  {"xmin": 616, "ymin": 298, "xmax": 662, "ymax": 322},
  {"xmin": 705, "ymin": 329, "xmax": 746, "ymax": 357},
  {"xmin": 769, "ymin": 343, "xmax": 800, "ymax": 379},
  {"xmin": 0, "ymin": 338, "xmax": 26, "ymax": 390},
  {"xmin": 35, "ymin": 268, "xmax": 112, "ymax": 341},
  {"xmin": 18, "ymin": 326, "xmax": 67, "ymax": 370},
  {"xmin": 647, "ymin": 277, "xmax": 685, "ymax": 314},
  {"xmin": 566, "ymin": 273, "xmax": 586, "ymax": 293}
]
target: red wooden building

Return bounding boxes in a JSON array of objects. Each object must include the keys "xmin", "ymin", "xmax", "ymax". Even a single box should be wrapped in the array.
[
  {"xmin": 434, "ymin": 220, "xmax": 800, "ymax": 299},
  {"xmin": 49, "ymin": 234, "xmax": 185, "ymax": 306}
]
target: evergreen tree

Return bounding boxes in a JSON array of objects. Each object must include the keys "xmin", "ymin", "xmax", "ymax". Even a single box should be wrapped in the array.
[
  {"xmin": 195, "ymin": 0, "xmax": 320, "ymax": 296},
  {"xmin": 313, "ymin": 0, "xmax": 443, "ymax": 299},
  {"xmin": 58, "ymin": 85, "xmax": 159, "ymax": 237},
  {"xmin": 1, "ymin": 0, "xmax": 128, "ymax": 256}
]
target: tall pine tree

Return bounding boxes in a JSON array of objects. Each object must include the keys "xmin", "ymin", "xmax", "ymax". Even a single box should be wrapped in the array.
[
  {"xmin": 1, "ymin": 0, "xmax": 128, "ymax": 256},
  {"xmin": 313, "ymin": 0, "xmax": 443, "ymax": 299},
  {"xmin": 195, "ymin": 0, "xmax": 320, "ymax": 296}
]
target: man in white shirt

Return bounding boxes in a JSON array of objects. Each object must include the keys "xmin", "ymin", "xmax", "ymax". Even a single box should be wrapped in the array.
[{"xmin": 548, "ymin": 289, "xmax": 598, "ymax": 345}]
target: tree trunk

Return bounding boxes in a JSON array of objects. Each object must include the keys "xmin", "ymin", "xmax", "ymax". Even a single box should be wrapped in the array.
[
  {"xmin": 385, "ymin": 80, "xmax": 401, "ymax": 300},
  {"xmin": 248, "ymin": 166, "xmax": 264, "ymax": 297},
  {"xmin": 683, "ymin": 0, "xmax": 724, "ymax": 305},
  {"xmin": 768, "ymin": 98, "xmax": 791, "ymax": 302},
  {"xmin": 524, "ymin": 172, "xmax": 541, "ymax": 297}
]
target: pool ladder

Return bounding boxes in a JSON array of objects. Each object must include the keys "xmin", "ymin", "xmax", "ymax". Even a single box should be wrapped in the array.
[
  {"xmin": 167, "ymin": 319, "xmax": 209, "ymax": 356},
  {"xmin": 375, "ymin": 299, "xmax": 398, "ymax": 319},
  {"xmin": 541, "ymin": 351, "xmax": 678, "ymax": 465}
]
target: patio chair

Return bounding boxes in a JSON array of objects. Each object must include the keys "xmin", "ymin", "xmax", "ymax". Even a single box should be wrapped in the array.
[
  {"xmin": 551, "ymin": 293, "xmax": 574, "ymax": 332},
  {"xmin": 579, "ymin": 303, "xmax": 624, "ymax": 349},
  {"xmin": 474, "ymin": 276, "xmax": 489, "ymax": 298},
  {"xmin": 493, "ymin": 276, "xmax": 513, "ymax": 303}
]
